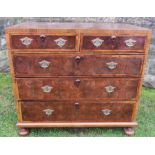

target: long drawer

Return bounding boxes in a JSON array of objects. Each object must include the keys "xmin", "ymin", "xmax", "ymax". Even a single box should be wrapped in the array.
[
  {"xmin": 16, "ymin": 77, "xmax": 139, "ymax": 100},
  {"xmin": 21, "ymin": 101, "xmax": 134, "ymax": 122},
  {"xmin": 13, "ymin": 54, "xmax": 144, "ymax": 77}
]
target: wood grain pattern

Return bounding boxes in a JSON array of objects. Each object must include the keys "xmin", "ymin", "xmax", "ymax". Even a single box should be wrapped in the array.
[
  {"xmin": 21, "ymin": 101, "xmax": 133, "ymax": 122},
  {"xmin": 16, "ymin": 77, "xmax": 139, "ymax": 101},
  {"xmin": 5, "ymin": 34, "xmax": 22, "ymax": 122},
  {"xmin": 5, "ymin": 22, "xmax": 151, "ymax": 132},
  {"xmin": 131, "ymin": 32, "xmax": 152, "ymax": 121},
  {"xmin": 12, "ymin": 54, "xmax": 144, "ymax": 77},
  {"xmin": 82, "ymin": 36, "xmax": 145, "ymax": 50},
  {"xmin": 11, "ymin": 35, "xmax": 76, "ymax": 50},
  {"xmin": 6, "ymin": 22, "xmax": 151, "ymax": 53}
]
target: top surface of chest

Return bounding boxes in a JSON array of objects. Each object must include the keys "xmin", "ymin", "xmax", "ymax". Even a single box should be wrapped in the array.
[{"xmin": 5, "ymin": 22, "xmax": 150, "ymax": 31}]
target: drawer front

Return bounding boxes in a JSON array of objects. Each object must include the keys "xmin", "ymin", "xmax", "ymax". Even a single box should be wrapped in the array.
[
  {"xmin": 16, "ymin": 78, "xmax": 139, "ymax": 100},
  {"xmin": 77, "ymin": 102, "xmax": 133, "ymax": 122},
  {"xmin": 21, "ymin": 101, "xmax": 133, "ymax": 122},
  {"xmin": 21, "ymin": 101, "xmax": 76, "ymax": 122},
  {"xmin": 13, "ymin": 54, "xmax": 144, "ymax": 77},
  {"xmin": 82, "ymin": 35, "xmax": 146, "ymax": 51},
  {"xmin": 11, "ymin": 35, "xmax": 76, "ymax": 50}
]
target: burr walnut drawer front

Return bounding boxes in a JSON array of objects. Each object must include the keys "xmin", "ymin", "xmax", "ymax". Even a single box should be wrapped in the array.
[
  {"xmin": 81, "ymin": 35, "xmax": 146, "ymax": 51},
  {"xmin": 11, "ymin": 35, "xmax": 77, "ymax": 50},
  {"xmin": 13, "ymin": 54, "xmax": 144, "ymax": 77},
  {"xmin": 16, "ymin": 78, "xmax": 139, "ymax": 100},
  {"xmin": 21, "ymin": 101, "xmax": 134, "ymax": 122}
]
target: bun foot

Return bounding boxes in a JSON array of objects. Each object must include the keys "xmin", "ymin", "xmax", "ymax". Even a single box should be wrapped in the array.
[
  {"xmin": 18, "ymin": 128, "xmax": 29, "ymax": 136},
  {"xmin": 124, "ymin": 127, "xmax": 135, "ymax": 136}
]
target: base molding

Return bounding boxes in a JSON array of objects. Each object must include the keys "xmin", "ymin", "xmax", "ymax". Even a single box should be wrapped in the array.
[{"xmin": 17, "ymin": 122, "xmax": 138, "ymax": 128}]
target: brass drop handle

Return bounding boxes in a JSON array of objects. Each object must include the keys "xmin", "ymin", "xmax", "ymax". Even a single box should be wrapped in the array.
[
  {"xmin": 91, "ymin": 37, "xmax": 104, "ymax": 47},
  {"xmin": 43, "ymin": 109, "xmax": 54, "ymax": 116},
  {"xmin": 41, "ymin": 85, "xmax": 53, "ymax": 93},
  {"xmin": 106, "ymin": 61, "xmax": 118, "ymax": 70},
  {"xmin": 40, "ymin": 35, "xmax": 46, "ymax": 41},
  {"xmin": 74, "ymin": 79, "xmax": 81, "ymax": 87},
  {"xmin": 54, "ymin": 38, "xmax": 67, "ymax": 47},
  {"xmin": 39, "ymin": 60, "xmax": 50, "ymax": 69},
  {"xmin": 20, "ymin": 37, "xmax": 33, "ymax": 46},
  {"xmin": 105, "ymin": 85, "xmax": 116, "ymax": 93},
  {"xmin": 125, "ymin": 38, "xmax": 136, "ymax": 47},
  {"xmin": 101, "ymin": 109, "xmax": 112, "ymax": 115},
  {"xmin": 75, "ymin": 56, "xmax": 81, "ymax": 64}
]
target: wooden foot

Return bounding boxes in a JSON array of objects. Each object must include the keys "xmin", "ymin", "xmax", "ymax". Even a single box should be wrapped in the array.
[
  {"xmin": 124, "ymin": 127, "xmax": 135, "ymax": 136},
  {"xmin": 18, "ymin": 128, "xmax": 29, "ymax": 136}
]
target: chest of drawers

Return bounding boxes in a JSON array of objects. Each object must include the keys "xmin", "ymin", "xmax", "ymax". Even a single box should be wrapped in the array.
[{"xmin": 5, "ymin": 22, "xmax": 151, "ymax": 136}]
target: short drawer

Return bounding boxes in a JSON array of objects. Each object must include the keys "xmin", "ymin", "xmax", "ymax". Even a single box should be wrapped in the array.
[
  {"xmin": 77, "ymin": 102, "xmax": 133, "ymax": 122},
  {"xmin": 21, "ymin": 101, "xmax": 133, "ymax": 122},
  {"xmin": 16, "ymin": 77, "xmax": 139, "ymax": 100},
  {"xmin": 11, "ymin": 35, "xmax": 77, "ymax": 50},
  {"xmin": 81, "ymin": 35, "xmax": 146, "ymax": 51},
  {"xmin": 13, "ymin": 54, "xmax": 144, "ymax": 77},
  {"xmin": 21, "ymin": 101, "xmax": 74, "ymax": 122}
]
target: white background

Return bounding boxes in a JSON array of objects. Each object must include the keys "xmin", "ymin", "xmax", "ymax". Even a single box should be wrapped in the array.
[
  {"xmin": 0, "ymin": 0, "xmax": 154, "ymax": 17},
  {"xmin": 0, "ymin": 0, "xmax": 155, "ymax": 154}
]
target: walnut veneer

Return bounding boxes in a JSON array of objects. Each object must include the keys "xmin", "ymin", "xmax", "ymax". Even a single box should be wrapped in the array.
[{"xmin": 5, "ymin": 22, "xmax": 151, "ymax": 136}]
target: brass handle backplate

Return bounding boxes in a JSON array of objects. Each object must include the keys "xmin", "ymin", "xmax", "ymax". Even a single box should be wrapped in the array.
[
  {"xmin": 106, "ymin": 61, "xmax": 118, "ymax": 70},
  {"xmin": 101, "ymin": 109, "xmax": 112, "ymax": 115},
  {"xmin": 41, "ymin": 85, "xmax": 53, "ymax": 93},
  {"xmin": 125, "ymin": 38, "xmax": 136, "ymax": 47},
  {"xmin": 43, "ymin": 109, "xmax": 54, "ymax": 116},
  {"xmin": 54, "ymin": 37, "xmax": 67, "ymax": 47},
  {"xmin": 105, "ymin": 85, "xmax": 116, "ymax": 93},
  {"xmin": 20, "ymin": 37, "xmax": 33, "ymax": 46},
  {"xmin": 91, "ymin": 37, "xmax": 104, "ymax": 47},
  {"xmin": 39, "ymin": 60, "xmax": 50, "ymax": 69}
]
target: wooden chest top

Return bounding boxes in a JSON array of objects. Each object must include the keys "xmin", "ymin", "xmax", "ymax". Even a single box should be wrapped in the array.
[{"xmin": 5, "ymin": 22, "xmax": 150, "ymax": 31}]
